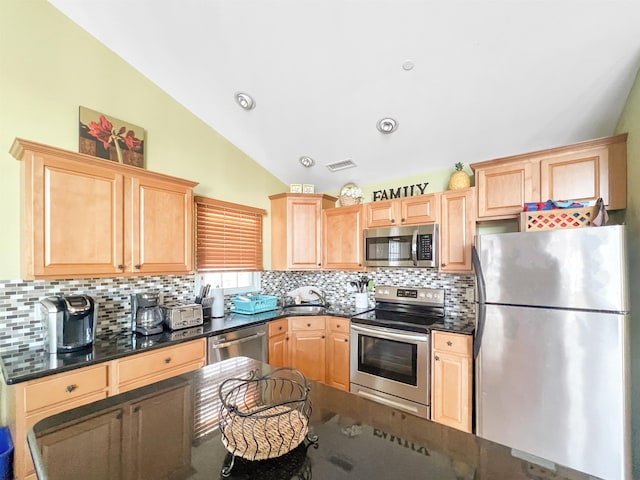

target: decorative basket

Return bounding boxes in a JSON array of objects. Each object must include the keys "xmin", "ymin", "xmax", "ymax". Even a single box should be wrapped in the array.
[
  {"xmin": 521, "ymin": 206, "xmax": 598, "ymax": 231},
  {"xmin": 218, "ymin": 368, "xmax": 318, "ymax": 477},
  {"xmin": 230, "ymin": 294, "xmax": 278, "ymax": 314},
  {"xmin": 338, "ymin": 183, "xmax": 363, "ymax": 207}
]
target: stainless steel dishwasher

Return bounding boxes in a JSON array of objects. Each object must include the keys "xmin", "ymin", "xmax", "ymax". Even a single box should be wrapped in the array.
[{"xmin": 207, "ymin": 323, "xmax": 267, "ymax": 364}]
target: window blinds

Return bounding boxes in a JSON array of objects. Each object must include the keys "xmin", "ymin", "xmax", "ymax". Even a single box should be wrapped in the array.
[{"xmin": 194, "ymin": 196, "xmax": 266, "ymax": 272}]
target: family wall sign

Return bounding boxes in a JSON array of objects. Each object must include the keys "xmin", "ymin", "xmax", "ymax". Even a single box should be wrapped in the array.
[{"xmin": 372, "ymin": 182, "xmax": 429, "ymax": 202}]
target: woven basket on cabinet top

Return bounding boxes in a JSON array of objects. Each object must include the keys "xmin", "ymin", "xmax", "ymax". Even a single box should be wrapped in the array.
[{"xmin": 338, "ymin": 183, "xmax": 362, "ymax": 207}]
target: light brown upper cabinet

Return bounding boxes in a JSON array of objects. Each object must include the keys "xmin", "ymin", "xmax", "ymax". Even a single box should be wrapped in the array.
[
  {"xmin": 471, "ymin": 134, "xmax": 627, "ymax": 220},
  {"xmin": 322, "ymin": 204, "xmax": 364, "ymax": 270},
  {"xmin": 11, "ymin": 138, "xmax": 197, "ymax": 279},
  {"xmin": 269, "ymin": 193, "xmax": 337, "ymax": 270},
  {"xmin": 440, "ymin": 187, "xmax": 476, "ymax": 273},
  {"xmin": 364, "ymin": 194, "xmax": 439, "ymax": 228}
]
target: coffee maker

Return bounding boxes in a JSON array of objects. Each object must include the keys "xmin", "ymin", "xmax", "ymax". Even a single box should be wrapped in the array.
[
  {"xmin": 131, "ymin": 292, "xmax": 164, "ymax": 335},
  {"xmin": 39, "ymin": 295, "xmax": 97, "ymax": 353}
]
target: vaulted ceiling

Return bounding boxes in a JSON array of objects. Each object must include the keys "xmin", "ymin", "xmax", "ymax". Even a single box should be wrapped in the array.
[{"xmin": 49, "ymin": 0, "xmax": 640, "ymax": 193}]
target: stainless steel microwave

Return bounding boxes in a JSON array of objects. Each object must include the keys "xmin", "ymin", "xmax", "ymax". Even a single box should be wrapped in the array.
[{"xmin": 364, "ymin": 224, "xmax": 438, "ymax": 268}]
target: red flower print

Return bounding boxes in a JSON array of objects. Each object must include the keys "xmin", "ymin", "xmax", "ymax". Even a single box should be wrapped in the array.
[{"xmin": 87, "ymin": 115, "xmax": 114, "ymax": 149}]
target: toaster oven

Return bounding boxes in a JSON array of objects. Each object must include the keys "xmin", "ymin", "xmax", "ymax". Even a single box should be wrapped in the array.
[{"xmin": 161, "ymin": 303, "xmax": 204, "ymax": 330}]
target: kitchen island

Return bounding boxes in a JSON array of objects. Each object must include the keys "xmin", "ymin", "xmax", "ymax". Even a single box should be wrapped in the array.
[{"xmin": 28, "ymin": 357, "xmax": 591, "ymax": 480}]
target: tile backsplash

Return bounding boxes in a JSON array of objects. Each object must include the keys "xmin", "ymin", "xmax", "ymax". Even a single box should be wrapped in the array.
[
  {"xmin": 260, "ymin": 268, "xmax": 475, "ymax": 316},
  {"xmin": 0, "ymin": 268, "xmax": 475, "ymax": 353},
  {"xmin": 0, "ymin": 276, "xmax": 194, "ymax": 353}
]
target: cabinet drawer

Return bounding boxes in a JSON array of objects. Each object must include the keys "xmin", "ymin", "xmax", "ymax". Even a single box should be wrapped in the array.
[
  {"xmin": 24, "ymin": 364, "xmax": 109, "ymax": 413},
  {"xmin": 432, "ymin": 332, "xmax": 472, "ymax": 355},
  {"xmin": 117, "ymin": 339, "xmax": 205, "ymax": 385},
  {"xmin": 328, "ymin": 317, "xmax": 349, "ymax": 333},
  {"xmin": 268, "ymin": 319, "xmax": 288, "ymax": 337},
  {"xmin": 290, "ymin": 316, "xmax": 326, "ymax": 331}
]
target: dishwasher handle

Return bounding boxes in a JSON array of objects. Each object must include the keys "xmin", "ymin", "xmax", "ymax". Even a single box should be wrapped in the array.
[{"xmin": 211, "ymin": 330, "xmax": 266, "ymax": 350}]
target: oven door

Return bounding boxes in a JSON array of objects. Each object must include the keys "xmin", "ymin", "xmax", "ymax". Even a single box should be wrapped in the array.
[{"xmin": 350, "ymin": 322, "xmax": 430, "ymax": 417}]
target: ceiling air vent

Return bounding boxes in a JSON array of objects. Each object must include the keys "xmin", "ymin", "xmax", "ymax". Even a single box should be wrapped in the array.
[{"xmin": 325, "ymin": 159, "xmax": 357, "ymax": 172}]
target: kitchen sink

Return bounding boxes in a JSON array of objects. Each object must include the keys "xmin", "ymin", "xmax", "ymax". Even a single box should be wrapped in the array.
[{"xmin": 282, "ymin": 305, "xmax": 327, "ymax": 315}]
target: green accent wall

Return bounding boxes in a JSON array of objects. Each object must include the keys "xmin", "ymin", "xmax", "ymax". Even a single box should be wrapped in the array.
[
  {"xmin": 615, "ymin": 68, "xmax": 640, "ymax": 478},
  {"xmin": 0, "ymin": 0, "xmax": 286, "ymax": 279}
]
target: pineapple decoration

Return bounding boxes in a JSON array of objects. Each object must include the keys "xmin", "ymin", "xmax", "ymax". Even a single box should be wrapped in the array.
[{"xmin": 448, "ymin": 162, "xmax": 471, "ymax": 190}]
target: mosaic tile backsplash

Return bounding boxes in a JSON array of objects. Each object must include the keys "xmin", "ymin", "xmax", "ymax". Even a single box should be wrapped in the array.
[
  {"xmin": 0, "ymin": 268, "xmax": 475, "ymax": 353},
  {"xmin": 260, "ymin": 269, "xmax": 476, "ymax": 317},
  {"xmin": 0, "ymin": 276, "xmax": 195, "ymax": 353}
]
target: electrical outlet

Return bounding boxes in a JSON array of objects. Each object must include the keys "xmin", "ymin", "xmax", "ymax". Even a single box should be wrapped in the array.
[{"xmin": 465, "ymin": 287, "xmax": 475, "ymax": 302}]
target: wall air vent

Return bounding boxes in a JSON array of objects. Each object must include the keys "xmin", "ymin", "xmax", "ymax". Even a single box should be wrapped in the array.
[{"xmin": 325, "ymin": 159, "xmax": 357, "ymax": 172}]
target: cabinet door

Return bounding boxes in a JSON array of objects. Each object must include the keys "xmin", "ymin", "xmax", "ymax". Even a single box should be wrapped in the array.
[
  {"xmin": 322, "ymin": 204, "xmax": 364, "ymax": 270},
  {"xmin": 27, "ymin": 154, "xmax": 125, "ymax": 278},
  {"xmin": 287, "ymin": 197, "xmax": 323, "ymax": 269},
  {"xmin": 539, "ymin": 147, "xmax": 607, "ymax": 205},
  {"xmin": 326, "ymin": 317, "xmax": 350, "ymax": 391},
  {"xmin": 476, "ymin": 160, "xmax": 539, "ymax": 218},
  {"xmin": 289, "ymin": 317, "xmax": 326, "ymax": 382},
  {"xmin": 400, "ymin": 194, "xmax": 439, "ymax": 225},
  {"xmin": 440, "ymin": 188, "xmax": 476, "ymax": 273},
  {"xmin": 37, "ymin": 408, "xmax": 125, "ymax": 480},
  {"xmin": 326, "ymin": 331, "xmax": 350, "ymax": 391},
  {"xmin": 365, "ymin": 199, "xmax": 397, "ymax": 227},
  {"xmin": 268, "ymin": 330, "xmax": 289, "ymax": 368},
  {"xmin": 431, "ymin": 332, "xmax": 472, "ymax": 432},
  {"xmin": 128, "ymin": 174, "xmax": 193, "ymax": 274},
  {"xmin": 129, "ymin": 383, "xmax": 192, "ymax": 480}
]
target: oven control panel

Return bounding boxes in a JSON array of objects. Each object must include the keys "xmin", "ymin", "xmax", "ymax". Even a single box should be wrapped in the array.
[{"xmin": 375, "ymin": 285, "xmax": 445, "ymax": 306}]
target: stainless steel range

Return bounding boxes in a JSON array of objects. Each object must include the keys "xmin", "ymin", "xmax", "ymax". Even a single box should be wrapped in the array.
[{"xmin": 350, "ymin": 285, "xmax": 445, "ymax": 419}]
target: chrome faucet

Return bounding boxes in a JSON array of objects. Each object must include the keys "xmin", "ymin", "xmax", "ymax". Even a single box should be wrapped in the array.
[{"xmin": 308, "ymin": 289, "xmax": 328, "ymax": 307}]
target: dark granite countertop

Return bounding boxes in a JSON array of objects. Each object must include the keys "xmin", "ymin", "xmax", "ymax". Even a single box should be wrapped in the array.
[
  {"xmin": 1, "ymin": 306, "xmax": 474, "ymax": 385},
  {"xmin": 28, "ymin": 357, "xmax": 590, "ymax": 480}
]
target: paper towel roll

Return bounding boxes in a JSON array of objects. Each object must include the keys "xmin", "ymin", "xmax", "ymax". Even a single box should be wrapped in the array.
[{"xmin": 211, "ymin": 288, "xmax": 225, "ymax": 318}]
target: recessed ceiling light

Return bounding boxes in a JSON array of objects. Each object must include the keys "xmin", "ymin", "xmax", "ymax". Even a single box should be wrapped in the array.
[
  {"xmin": 402, "ymin": 60, "xmax": 415, "ymax": 71},
  {"xmin": 234, "ymin": 92, "xmax": 255, "ymax": 110},
  {"xmin": 377, "ymin": 118, "xmax": 398, "ymax": 134},
  {"xmin": 299, "ymin": 156, "xmax": 315, "ymax": 167}
]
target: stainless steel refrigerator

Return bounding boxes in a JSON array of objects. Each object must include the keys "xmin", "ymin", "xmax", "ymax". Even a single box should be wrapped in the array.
[{"xmin": 473, "ymin": 225, "xmax": 630, "ymax": 480}]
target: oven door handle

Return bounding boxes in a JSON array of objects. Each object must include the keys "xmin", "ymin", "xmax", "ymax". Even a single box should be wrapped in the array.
[
  {"xmin": 351, "ymin": 323, "xmax": 429, "ymax": 343},
  {"xmin": 411, "ymin": 229, "xmax": 418, "ymax": 266}
]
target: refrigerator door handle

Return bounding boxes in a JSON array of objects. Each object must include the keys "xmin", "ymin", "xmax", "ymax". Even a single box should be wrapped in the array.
[{"xmin": 472, "ymin": 245, "xmax": 486, "ymax": 359}]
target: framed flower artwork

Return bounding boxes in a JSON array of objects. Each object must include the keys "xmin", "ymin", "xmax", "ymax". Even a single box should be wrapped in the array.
[{"xmin": 78, "ymin": 106, "xmax": 146, "ymax": 168}]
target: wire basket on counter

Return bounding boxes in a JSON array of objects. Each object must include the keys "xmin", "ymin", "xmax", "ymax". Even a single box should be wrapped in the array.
[{"xmin": 218, "ymin": 367, "xmax": 318, "ymax": 477}]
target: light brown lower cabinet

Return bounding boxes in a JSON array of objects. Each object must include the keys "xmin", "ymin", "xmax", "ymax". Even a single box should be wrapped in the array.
[
  {"xmin": 5, "ymin": 338, "xmax": 205, "ymax": 480},
  {"xmin": 36, "ymin": 380, "xmax": 192, "ymax": 480},
  {"xmin": 431, "ymin": 331, "xmax": 473, "ymax": 432},
  {"xmin": 267, "ymin": 316, "xmax": 350, "ymax": 391},
  {"xmin": 267, "ymin": 318, "xmax": 289, "ymax": 369}
]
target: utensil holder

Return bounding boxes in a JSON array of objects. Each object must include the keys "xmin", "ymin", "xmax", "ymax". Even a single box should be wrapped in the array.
[{"xmin": 355, "ymin": 292, "xmax": 368, "ymax": 309}]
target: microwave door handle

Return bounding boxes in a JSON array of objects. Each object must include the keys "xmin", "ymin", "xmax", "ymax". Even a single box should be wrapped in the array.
[{"xmin": 411, "ymin": 229, "xmax": 418, "ymax": 266}]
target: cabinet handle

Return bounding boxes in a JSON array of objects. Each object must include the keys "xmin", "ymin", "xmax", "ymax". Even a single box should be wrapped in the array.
[
  {"xmin": 344, "ymin": 338, "xmax": 348, "ymax": 343},
  {"xmin": 134, "ymin": 264, "xmax": 141, "ymax": 269},
  {"xmin": 307, "ymin": 323, "xmax": 311, "ymax": 327},
  {"xmin": 278, "ymin": 326, "xmax": 282, "ymax": 331},
  {"xmin": 322, "ymin": 335, "xmax": 325, "ymax": 339},
  {"xmin": 447, "ymin": 341, "xmax": 453, "ymax": 346},
  {"xmin": 441, "ymin": 263, "xmax": 447, "ymax": 267},
  {"xmin": 390, "ymin": 218, "xmax": 395, "ymax": 224},
  {"xmin": 401, "ymin": 218, "xmax": 405, "ymax": 223},
  {"xmin": 117, "ymin": 264, "xmax": 124, "ymax": 270},
  {"xmin": 134, "ymin": 406, "xmax": 140, "ymax": 413},
  {"xmin": 286, "ymin": 337, "xmax": 289, "ymax": 341},
  {"xmin": 65, "ymin": 384, "xmax": 77, "ymax": 393},
  {"xmin": 336, "ymin": 324, "xmax": 341, "ymax": 329},
  {"xmin": 164, "ymin": 357, "xmax": 172, "ymax": 364},
  {"xmin": 435, "ymin": 355, "xmax": 440, "ymax": 361}
]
